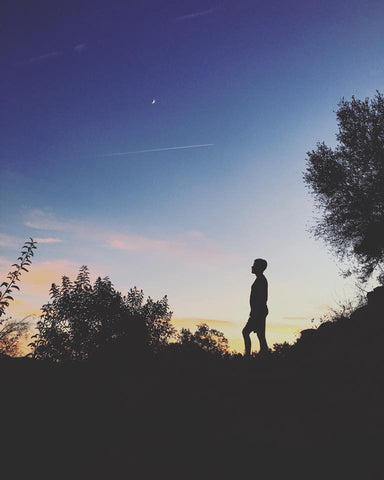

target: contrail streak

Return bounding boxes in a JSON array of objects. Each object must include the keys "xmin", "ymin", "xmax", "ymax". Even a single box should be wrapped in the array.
[{"xmin": 99, "ymin": 144, "xmax": 214, "ymax": 157}]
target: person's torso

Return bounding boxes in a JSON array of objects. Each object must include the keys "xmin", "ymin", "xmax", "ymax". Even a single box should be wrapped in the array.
[{"xmin": 250, "ymin": 275, "xmax": 268, "ymax": 313}]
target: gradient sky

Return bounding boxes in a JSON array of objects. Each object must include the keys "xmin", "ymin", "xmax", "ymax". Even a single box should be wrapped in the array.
[{"xmin": 1, "ymin": 0, "xmax": 384, "ymax": 352}]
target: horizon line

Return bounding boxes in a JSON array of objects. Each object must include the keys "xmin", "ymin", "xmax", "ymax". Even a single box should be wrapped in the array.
[{"xmin": 98, "ymin": 144, "xmax": 215, "ymax": 157}]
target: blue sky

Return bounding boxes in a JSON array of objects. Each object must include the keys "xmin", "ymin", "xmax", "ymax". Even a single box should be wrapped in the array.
[{"xmin": 1, "ymin": 0, "xmax": 384, "ymax": 352}]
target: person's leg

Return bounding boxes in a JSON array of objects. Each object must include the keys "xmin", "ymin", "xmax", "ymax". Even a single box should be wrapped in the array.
[
  {"xmin": 256, "ymin": 314, "xmax": 269, "ymax": 353},
  {"xmin": 242, "ymin": 322, "xmax": 252, "ymax": 357}
]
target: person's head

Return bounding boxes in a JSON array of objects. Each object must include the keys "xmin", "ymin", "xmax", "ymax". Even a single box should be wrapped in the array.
[{"xmin": 252, "ymin": 258, "xmax": 267, "ymax": 276}]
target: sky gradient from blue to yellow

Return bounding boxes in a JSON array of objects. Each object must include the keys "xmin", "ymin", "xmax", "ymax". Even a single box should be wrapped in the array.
[{"xmin": 1, "ymin": 0, "xmax": 384, "ymax": 352}]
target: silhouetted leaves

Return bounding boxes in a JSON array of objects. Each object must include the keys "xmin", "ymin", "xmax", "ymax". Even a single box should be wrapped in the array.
[
  {"xmin": 178, "ymin": 323, "xmax": 229, "ymax": 357},
  {"xmin": 30, "ymin": 266, "xmax": 175, "ymax": 362},
  {"xmin": 0, "ymin": 238, "xmax": 37, "ymax": 317},
  {"xmin": 304, "ymin": 91, "xmax": 384, "ymax": 282}
]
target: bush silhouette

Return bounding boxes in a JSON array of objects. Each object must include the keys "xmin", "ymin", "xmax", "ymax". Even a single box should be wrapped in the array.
[
  {"xmin": 30, "ymin": 266, "xmax": 175, "ymax": 362},
  {"xmin": 177, "ymin": 323, "xmax": 229, "ymax": 357}
]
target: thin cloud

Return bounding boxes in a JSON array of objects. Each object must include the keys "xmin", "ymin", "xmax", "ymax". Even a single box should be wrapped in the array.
[
  {"xmin": 0, "ymin": 233, "xmax": 61, "ymax": 247},
  {"xmin": 175, "ymin": 8, "xmax": 214, "ymax": 20},
  {"xmin": 106, "ymin": 231, "xmax": 228, "ymax": 263},
  {"xmin": 74, "ymin": 43, "xmax": 87, "ymax": 53},
  {"xmin": 172, "ymin": 317, "xmax": 234, "ymax": 327},
  {"xmin": 0, "ymin": 233, "xmax": 20, "ymax": 248},
  {"xmin": 99, "ymin": 144, "xmax": 214, "ymax": 157},
  {"xmin": 23, "ymin": 210, "xmax": 229, "ymax": 265},
  {"xmin": 7, "ymin": 259, "xmax": 79, "ymax": 291},
  {"xmin": 14, "ymin": 46, "xmax": 83, "ymax": 68},
  {"xmin": 28, "ymin": 51, "xmax": 60, "ymax": 64},
  {"xmin": 35, "ymin": 237, "xmax": 62, "ymax": 244},
  {"xmin": 25, "ymin": 209, "xmax": 78, "ymax": 232},
  {"xmin": 107, "ymin": 236, "xmax": 177, "ymax": 252}
]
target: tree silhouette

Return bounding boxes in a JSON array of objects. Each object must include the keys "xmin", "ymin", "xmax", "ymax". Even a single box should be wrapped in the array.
[
  {"xmin": 304, "ymin": 91, "xmax": 384, "ymax": 282},
  {"xmin": 178, "ymin": 323, "xmax": 229, "ymax": 357},
  {"xmin": 30, "ymin": 266, "xmax": 175, "ymax": 362}
]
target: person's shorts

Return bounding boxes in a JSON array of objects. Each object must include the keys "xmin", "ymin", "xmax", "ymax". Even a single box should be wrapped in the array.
[{"xmin": 244, "ymin": 308, "xmax": 268, "ymax": 334}]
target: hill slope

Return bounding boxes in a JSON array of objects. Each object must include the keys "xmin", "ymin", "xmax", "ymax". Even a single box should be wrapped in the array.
[{"xmin": 1, "ymin": 289, "xmax": 383, "ymax": 479}]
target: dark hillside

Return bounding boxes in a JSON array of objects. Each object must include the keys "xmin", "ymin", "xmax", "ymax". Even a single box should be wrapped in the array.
[
  {"xmin": 2, "ymin": 290, "xmax": 383, "ymax": 479},
  {"xmin": 289, "ymin": 286, "xmax": 384, "ymax": 376}
]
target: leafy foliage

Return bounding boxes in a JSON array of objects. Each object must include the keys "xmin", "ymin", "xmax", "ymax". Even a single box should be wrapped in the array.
[
  {"xmin": 0, "ymin": 316, "xmax": 30, "ymax": 356},
  {"xmin": 0, "ymin": 238, "xmax": 37, "ymax": 317},
  {"xmin": 30, "ymin": 266, "xmax": 175, "ymax": 362},
  {"xmin": 178, "ymin": 323, "xmax": 229, "ymax": 357},
  {"xmin": 304, "ymin": 91, "xmax": 384, "ymax": 282},
  {"xmin": 272, "ymin": 341, "xmax": 292, "ymax": 358}
]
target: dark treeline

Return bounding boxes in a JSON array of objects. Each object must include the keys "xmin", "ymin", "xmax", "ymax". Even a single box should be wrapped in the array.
[
  {"xmin": 27, "ymin": 265, "xmax": 230, "ymax": 365},
  {"xmin": 2, "ymin": 268, "xmax": 384, "ymax": 479}
]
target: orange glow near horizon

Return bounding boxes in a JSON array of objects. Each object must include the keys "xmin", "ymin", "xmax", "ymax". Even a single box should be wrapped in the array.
[{"xmin": 1, "ymin": 258, "xmax": 315, "ymax": 357}]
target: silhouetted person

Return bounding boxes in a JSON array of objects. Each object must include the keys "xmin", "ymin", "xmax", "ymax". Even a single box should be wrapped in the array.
[{"xmin": 242, "ymin": 258, "xmax": 269, "ymax": 356}]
